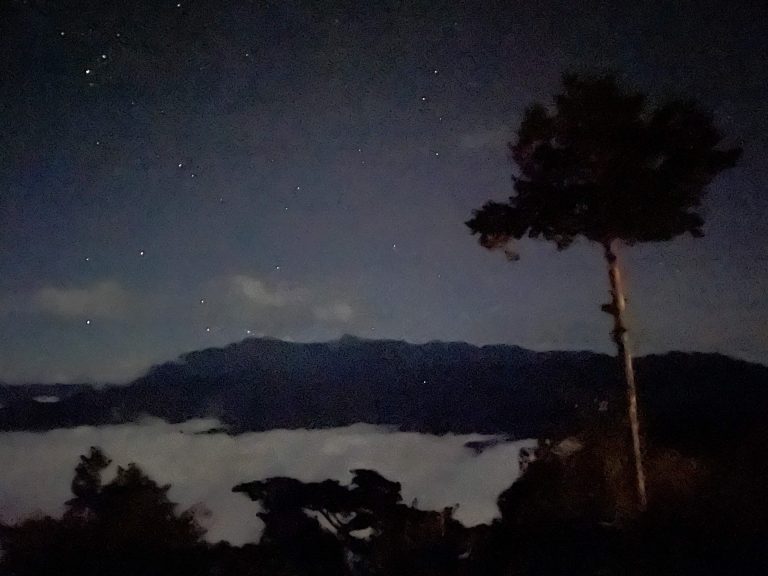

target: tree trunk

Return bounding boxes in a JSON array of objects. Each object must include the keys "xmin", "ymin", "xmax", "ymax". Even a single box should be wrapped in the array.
[{"xmin": 602, "ymin": 240, "xmax": 647, "ymax": 512}]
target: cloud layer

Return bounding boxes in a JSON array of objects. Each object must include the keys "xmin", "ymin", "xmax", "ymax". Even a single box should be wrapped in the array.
[{"xmin": 0, "ymin": 420, "xmax": 534, "ymax": 545}]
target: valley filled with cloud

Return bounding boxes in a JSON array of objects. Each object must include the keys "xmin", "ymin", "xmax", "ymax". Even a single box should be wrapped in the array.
[{"xmin": 0, "ymin": 419, "xmax": 535, "ymax": 545}]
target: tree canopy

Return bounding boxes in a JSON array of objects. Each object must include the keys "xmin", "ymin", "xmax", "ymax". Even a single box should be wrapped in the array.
[{"xmin": 466, "ymin": 74, "xmax": 741, "ymax": 251}]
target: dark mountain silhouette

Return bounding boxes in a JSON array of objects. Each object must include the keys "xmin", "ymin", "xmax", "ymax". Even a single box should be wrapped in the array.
[{"xmin": 1, "ymin": 337, "xmax": 766, "ymax": 449}]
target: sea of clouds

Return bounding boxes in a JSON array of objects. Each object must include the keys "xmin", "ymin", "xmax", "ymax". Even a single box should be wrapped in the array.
[{"xmin": 0, "ymin": 419, "xmax": 535, "ymax": 545}]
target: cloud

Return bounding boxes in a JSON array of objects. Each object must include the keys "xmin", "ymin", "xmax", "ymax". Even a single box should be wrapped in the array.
[
  {"xmin": 459, "ymin": 127, "xmax": 511, "ymax": 150},
  {"xmin": 313, "ymin": 302, "xmax": 354, "ymax": 322},
  {"xmin": 213, "ymin": 274, "xmax": 355, "ymax": 334},
  {"xmin": 0, "ymin": 420, "xmax": 535, "ymax": 545},
  {"xmin": 33, "ymin": 280, "xmax": 132, "ymax": 320},
  {"xmin": 230, "ymin": 275, "xmax": 307, "ymax": 308}
]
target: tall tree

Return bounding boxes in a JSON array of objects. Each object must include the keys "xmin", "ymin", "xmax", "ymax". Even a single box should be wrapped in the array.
[{"xmin": 466, "ymin": 73, "xmax": 740, "ymax": 510}]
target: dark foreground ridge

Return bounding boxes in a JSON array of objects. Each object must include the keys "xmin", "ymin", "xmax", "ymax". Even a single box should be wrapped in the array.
[{"xmin": 1, "ymin": 336, "xmax": 766, "ymax": 446}]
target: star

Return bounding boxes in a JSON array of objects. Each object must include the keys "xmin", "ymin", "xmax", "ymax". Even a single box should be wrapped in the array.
[
  {"xmin": 84, "ymin": 257, "xmax": 90, "ymax": 262},
  {"xmin": 101, "ymin": 54, "xmax": 107, "ymax": 59},
  {"xmin": 205, "ymin": 327, "xmax": 211, "ymax": 333},
  {"xmin": 275, "ymin": 265, "xmax": 281, "ymax": 270},
  {"xmin": 85, "ymin": 320, "xmax": 91, "ymax": 325},
  {"xmin": 85, "ymin": 69, "xmax": 91, "ymax": 75},
  {"xmin": 421, "ymin": 96, "xmax": 427, "ymax": 101},
  {"xmin": 200, "ymin": 298, "xmax": 206, "ymax": 304},
  {"xmin": 178, "ymin": 162, "xmax": 183, "ymax": 168},
  {"xmin": 139, "ymin": 250, "xmax": 145, "ymax": 256}
]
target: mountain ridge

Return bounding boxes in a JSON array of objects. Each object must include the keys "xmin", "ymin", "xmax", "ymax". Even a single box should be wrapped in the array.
[{"xmin": 1, "ymin": 337, "xmax": 766, "ymax": 451}]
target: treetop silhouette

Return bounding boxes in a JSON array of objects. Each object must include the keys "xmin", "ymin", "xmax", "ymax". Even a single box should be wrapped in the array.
[{"xmin": 467, "ymin": 73, "xmax": 741, "ymax": 252}]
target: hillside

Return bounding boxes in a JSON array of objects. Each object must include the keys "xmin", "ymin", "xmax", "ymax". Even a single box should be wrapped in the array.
[{"xmin": 1, "ymin": 337, "xmax": 766, "ymax": 450}]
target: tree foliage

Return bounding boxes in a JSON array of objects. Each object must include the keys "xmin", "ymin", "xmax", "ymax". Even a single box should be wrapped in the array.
[
  {"xmin": 466, "ymin": 74, "xmax": 741, "ymax": 251},
  {"xmin": 0, "ymin": 447, "xmax": 206, "ymax": 576},
  {"xmin": 234, "ymin": 469, "xmax": 470, "ymax": 576}
]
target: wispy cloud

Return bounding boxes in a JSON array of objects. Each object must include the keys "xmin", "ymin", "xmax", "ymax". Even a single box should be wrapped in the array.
[
  {"xmin": 230, "ymin": 275, "xmax": 307, "ymax": 308},
  {"xmin": 459, "ymin": 127, "xmax": 511, "ymax": 151},
  {"xmin": 33, "ymin": 280, "xmax": 133, "ymax": 320},
  {"xmin": 313, "ymin": 302, "xmax": 354, "ymax": 323},
  {"xmin": 215, "ymin": 274, "xmax": 355, "ymax": 332}
]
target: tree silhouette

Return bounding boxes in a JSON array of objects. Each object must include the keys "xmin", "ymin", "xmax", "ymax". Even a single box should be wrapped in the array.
[
  {"xmin": 0, "ymin": 447, "xmax": 206, "ymax": 576},
  {"xmin": 65, "ymin": 446, "xmax": 112, "ymax": 520},
  {"xmin": 466, "ymin": 73, "xmax": 741, "ymax": 510},
  {"xmin": 234, "ymin": 469, "xmax": 472, "ymax": 576},
  {"xmin": 232, "ymin": 476, "xmax": 351, "ymax": 576}
]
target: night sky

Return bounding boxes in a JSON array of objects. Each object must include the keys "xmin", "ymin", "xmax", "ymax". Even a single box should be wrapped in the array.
[{"xmin": 1, "ymin": 0, "xmax": 766, "ymax": 383}]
